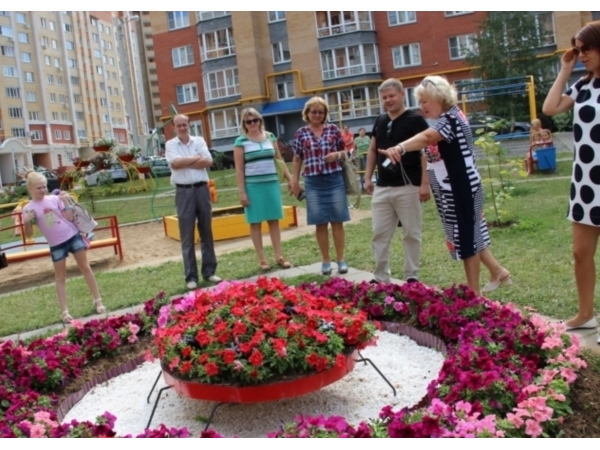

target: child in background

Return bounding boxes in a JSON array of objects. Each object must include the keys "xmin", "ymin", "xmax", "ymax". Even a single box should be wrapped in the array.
[
  {"xmin": 540, "ymin": 129, "xmax": 553, "ymax": 147},
  {"xmin": 22, "ymin": 172, "xmax": 105, "ymax": 324}
]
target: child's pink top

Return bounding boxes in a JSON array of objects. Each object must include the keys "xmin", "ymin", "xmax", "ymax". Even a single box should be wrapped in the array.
[{"xmin": 23, "ymin": 196, "xmax": 78, "ymax": 247}]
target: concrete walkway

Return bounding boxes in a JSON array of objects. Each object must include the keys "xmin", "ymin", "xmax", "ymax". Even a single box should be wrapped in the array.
[{"xmin": 3, "ymin": 262, "xmax": 598, "ymax": 354}]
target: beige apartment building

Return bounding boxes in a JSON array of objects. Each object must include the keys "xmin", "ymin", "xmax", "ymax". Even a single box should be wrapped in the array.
[{"xmin": 0, "ymin": 11, "xmax": 150, "ymax": 187}]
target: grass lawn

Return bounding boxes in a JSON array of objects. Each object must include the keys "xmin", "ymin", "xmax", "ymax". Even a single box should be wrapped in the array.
[{"xmin": 1, "ymin": 156, "xmax": 596, "ymax": 337}]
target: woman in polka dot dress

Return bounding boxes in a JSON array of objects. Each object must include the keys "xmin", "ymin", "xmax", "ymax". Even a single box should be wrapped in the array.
[{"xmin": 543, "ymin": 21, "xmax": 600, "ymax": 336}]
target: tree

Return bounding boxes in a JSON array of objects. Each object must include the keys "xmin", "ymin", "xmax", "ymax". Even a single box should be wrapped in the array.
[{"xmin": 465, "ymin": 12, "xmax": 558, "ymax": 124}]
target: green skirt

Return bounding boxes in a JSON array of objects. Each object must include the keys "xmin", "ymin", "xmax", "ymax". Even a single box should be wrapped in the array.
[{"xmin": 244, "ymin": 180, "xmax": 283, "ymax": 224}]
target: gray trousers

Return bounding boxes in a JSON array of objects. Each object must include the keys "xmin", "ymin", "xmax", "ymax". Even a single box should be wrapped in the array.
[{"xmin": 175, "ymin": 184, "xmax": 217, "ymax": 282}]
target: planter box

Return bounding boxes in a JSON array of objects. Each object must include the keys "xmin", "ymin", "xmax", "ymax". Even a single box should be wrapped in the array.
[
  {"xmin": 93, "ymin": 145, "xmax": 112, "ymax": 152},
  {"xmin": 117, "ymin": 155, "xmax": 135, "ymax": 163},
  {"xmin": 163, "ymin": 205, "xmax": 298, "ymax": 242}
]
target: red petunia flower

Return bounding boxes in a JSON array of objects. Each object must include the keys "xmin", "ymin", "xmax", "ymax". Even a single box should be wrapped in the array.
[{"xmin": 248, "ymin": 349, "xmax": 264, "ymax": 366}]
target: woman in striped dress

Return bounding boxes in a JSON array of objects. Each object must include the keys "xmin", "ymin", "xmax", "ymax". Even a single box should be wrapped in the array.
[
  {"xmin": 234, "ymin": 108, "xmax": 292, "ymax": 271},
  {"xmin": 382, "ymin": 76, "xmax": 511, "ymax": 296}
]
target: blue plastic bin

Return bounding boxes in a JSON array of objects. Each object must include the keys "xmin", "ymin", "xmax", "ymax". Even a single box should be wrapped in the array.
[{"xmin": 536, "ymin": 147, "xmax": 556, "ymax": 172}]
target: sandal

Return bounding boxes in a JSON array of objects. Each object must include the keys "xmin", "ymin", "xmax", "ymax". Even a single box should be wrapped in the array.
[
  {"xmin": 93, "ymin": 298, "xmax": 106, "ymax": 314},
  {"xmin": 62, "ymin": 310, "xmax": 73, "ymax": 324},
  {"xmin": 276, "ymin": 257, "xmax": 292, "ymax": 269},
  {"xmin": 259, "ymin": 260, "xmax": 271, "ymax": 271}
]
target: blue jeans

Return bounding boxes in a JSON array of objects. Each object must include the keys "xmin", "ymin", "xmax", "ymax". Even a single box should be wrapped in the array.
[{"xmin": 50, "ymin": 233, "xmax": 87, "ymax": 262}]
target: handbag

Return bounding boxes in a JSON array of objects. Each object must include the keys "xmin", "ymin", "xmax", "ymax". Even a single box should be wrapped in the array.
[
  {"xmin": 274, "ymin": 158, "xmax": 287, "ymax": 183},
  {"xmin": 340, "ymin": 153, "xmax": 359, "ymax": 196},
  {"xmin": 64, "ymin": 195, "xmax": 98, "ymax": 234}
]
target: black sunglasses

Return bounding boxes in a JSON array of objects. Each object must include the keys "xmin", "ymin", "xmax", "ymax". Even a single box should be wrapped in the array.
[
  {"xmin": 573, "ymin": 44, "xmax": 594, "ymax": 55},
  {"xmin": 386, "ymin": 120, "xmax": 392, "ymax": 139},
  {"xmin": 245, "ymin": 118, "xmax": 260, "ymax": 125}
]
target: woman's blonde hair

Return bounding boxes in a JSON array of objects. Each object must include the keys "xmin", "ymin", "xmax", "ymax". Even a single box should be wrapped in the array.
[
  {"xmin": 414, "ymin": 76, "xmax": 458, "ymax": 111},
  {"xmin": 302, "ymin": 97, "xmax": 329, "ymax": 124},
  {"xmin": 240, "ymin": 107, "xmax": 265, "ymax": 134},
  {"xmin": 26, "ymin": 170, "xmax": 46, "ymax": 188}
]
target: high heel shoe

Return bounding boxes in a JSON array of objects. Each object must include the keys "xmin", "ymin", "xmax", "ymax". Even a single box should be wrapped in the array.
[
  {"xmin": 62, "ymin": 310, "xmax": 73, "ymax": 324},
  {"xmin": 562, "ymin": 317, "xmax": 597, "ymax": 331},
  {"xmin": 482, "ymin": 269, "xmax": 513, "ymax": 293},
  {"xmin": 93, "ymin": 298, "xmax": 106, "ymax": 314}
]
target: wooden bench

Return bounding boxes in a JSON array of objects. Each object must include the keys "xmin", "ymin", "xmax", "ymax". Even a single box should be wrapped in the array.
[{"xmin": 0, "ymin": 213, "xmax": 123, "ymax": 263}]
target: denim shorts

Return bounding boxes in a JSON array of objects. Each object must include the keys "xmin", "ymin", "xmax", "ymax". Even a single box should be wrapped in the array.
[{"xmin": 50, "ymin": 233, "xmax": 87, "ymax": 262}]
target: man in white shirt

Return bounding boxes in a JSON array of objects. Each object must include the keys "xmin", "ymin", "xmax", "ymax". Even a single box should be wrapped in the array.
[{"xmin": 165, "ymin": 114, "xmax": 221, "ymax": 288}]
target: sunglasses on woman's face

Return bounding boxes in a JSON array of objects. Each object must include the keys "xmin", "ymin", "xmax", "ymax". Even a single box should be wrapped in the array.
[
  {"xmin": 245, "ymin": 118, "xmax": 260, "ymax": 125},
  {"xmin": 573, "ymin": 44, "xmax": 594, "ymax": 55}
]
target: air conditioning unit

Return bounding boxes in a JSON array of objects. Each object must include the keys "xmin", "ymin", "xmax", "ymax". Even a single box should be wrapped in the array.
[
  {"xmin": 57, "ymin": 67, "xmax": 62, "ymax": 71},
  {"xmin": 8, "ymin": 37, "xmax": 14, "ymax": 42},
  {"xmin": 42, "ymin": 44, "xmax": 47, "ymax": 49}
]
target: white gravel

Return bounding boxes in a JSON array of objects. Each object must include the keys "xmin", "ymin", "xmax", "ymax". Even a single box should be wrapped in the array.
[{"xmin": 63, "ymin": 331, "xmax": 444, "ymax": 437}]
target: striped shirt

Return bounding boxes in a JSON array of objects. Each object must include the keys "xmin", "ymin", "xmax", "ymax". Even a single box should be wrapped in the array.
[{"xmin": 234, "ymin": 133, "xmax": 278, "ymax": 184}]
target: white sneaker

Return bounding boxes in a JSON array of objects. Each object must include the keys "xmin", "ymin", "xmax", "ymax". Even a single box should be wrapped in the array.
[
  {"xmin": 186, "ymin": 281, "xmax": 197, "ymax": 290},
  {"xmin": 204, "ymin": 275, "xmax": 222, "ymax": 283}
]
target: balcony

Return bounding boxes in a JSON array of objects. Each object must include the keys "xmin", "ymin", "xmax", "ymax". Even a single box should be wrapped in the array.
[
  {"xmin": 317, "ymin": 20, "xmax": 373, "ymax": 38},
  {"xmin": 201, "ymin": 46, "xmax": 236, "ymax": 62},
  {"xmin": 211, "ymin": 127, "xmax": 240, "ymax": 139},
  {"xmin": 329, "ymin": 98, "xmax": 381, "ymax": 121},
  {"xmin": 322, "ymin": 63, "xmax": 379, "ymax": 81}
]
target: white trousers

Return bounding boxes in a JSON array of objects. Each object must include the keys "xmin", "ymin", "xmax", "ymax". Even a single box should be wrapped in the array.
[{"xmin": 371, "ymin": 185, "xmax": 422, "ymax": 282}]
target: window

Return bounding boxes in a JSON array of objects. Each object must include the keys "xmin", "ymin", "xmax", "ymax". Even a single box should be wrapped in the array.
[
  {"xmin": 70, "ymin": 76, "xmax": 79, "ymax": 85},
  {"xmin": 404, "ymin": 87, "xmax": 418, "ymax": 109},
  {"xmin": 99, "ymin": 81, "xmax": 105, "ymax": 90},
  {"xmin": 20, "ymin": 52, "xmax": 31, "ymax": 63},
  {"xmin": 26, "ymin": 91, "xmax": 37, "ymax": 102},
  {"xmin": 98, "ymin": 23, "xmax": 104, "ymax": 33},
  {"xmin": 445, "ymin": 11, "xmax": 473, "ymax": 17},
  {"xmin": 320, "ymin": 44, "xmax": 379, "ymax": 80},
  {"xmin": 64, "ymin": 130, "xmax": 71, "ymax": 140},
  {"xmin": 172, "ymin": 45, "xmax": 194, "ymax": 67},
  {"xmin": 0, "ymin": 26, "xmax": 12, "ymax": 38},
  {"xmin": 112, "ymin": 72, "xmax": 116, "ymax": 80},
  {"xmin": 388, "ymin": 11, "xmax": 416, "ymax": 26},
  {"xmin": 107, "ymin": 86, "xmax": 112, "ymax": 95},
  {"xmin": 102, "ymin": 114, "xmax": 109, "ymax": 123},
  {"xmin": 31, "ymin": 130, "xmax": 43, "ymax": 140},
  {"xmin": 29, "ymin": 111, "xmax": 40, "ymax": 120},
  {"xmin": 268, "ymin": 11, "xmax": 285, "ymax": 22},
  {"xmin": 197, "ymin": 11, "xmax": 229, "ymax": 21},
  {"xmin": 176, "ymin": 82, "xmax": 199, "ymax": 104},
  {"xmin": 1, "ymin": 45, "xmax": 14, "ymax": 56},
  {"xmin": 52, "ymin": 112, "xmax": 59, "ymax": 120},
  {"xmin": 52, "ymin": 39, "xmax": 58, "ymax": 49},
  {"xmin": 55, "ymin": 130, "xmax": 62, "ymax": 140},
  {"xmin": 107, "ymin": 41, "xmax": 112, "ymax": 50},
  {"xmin": 392, "ymin": 43, "xmax": 421, "ymax": 68},
  {"xmin": 168, "ymin": 11, "xmax": 189, "ymax": 30},
  {"xmin": 277, "ymin": 80, "xmax": 294, "ymax": 100},
  {"xmin": 76, "ymin": 111, "xmax": 84, "ymax": 120},
  {"xmin": 12, "ymin": 128, "xmax": 26, "ymax": 138},
  {"xmin": 45, "ymin": 55, "xmax": 51, "ymax": 65},
  {"xmin": 74, "ymin": 94, "xmax": 82, "ymax": 103},
  {"xmin": 56, "ymin": 76, "xmax": 62, "ymax": 85},
  {"xmin": 5, "ymin": 87, "xmax": 20, "ymax": 97},
  {"xmin": 63, "ymin": 23, "xmax": 72, "ymax": 33},
  {"xmin": 67, "ymin": 58, "xmax": 77, "ymax": 68},
  {"xmin": 91, "ymin": 18, "xmax": 97, "ymax": 26},
  {"xmin": 109, "ymin": 56, "xmax": 114, "ymax": 66},
  {"xmin": 209, "ymin": 109, "xmax": 240, "ymax": 138},
  {"xmin": 59, "ymin": 94, "xmax": 66, "ymax": 104},
  {"xmin": 100, "ymin": 98, "xmax": 107, "ymax": 107},
  {"xmin": 203, "ymin": 68, "xmax": 239, "ymax": 100},
  {"xmin": 47, "ymin": 74, "xmax": 54, "ymax": 84},
  {"xmin": 16, "ymin": 13, "xmax": 26, "ymax": 24},
  {"xmin": 449, "ymin": 33, "xmax": 477, "ymax": 59},
  {"xmin": 54, "ymin": 57, "xmax": 60, "ymax": 68},
  {"xmin": 325, "ymin": 86, "xmax": 380, "ymax": 120},
  {"xmin": 200, "ymin": 28, "xmax": 235, "ymax": 60},
  {"xmin": 94, "ymin": 49, "xmax": 101, "ymax": 58},
  {"xmin": 9, "ymin": 107, "xmax": 23, "ymax": 118},
  {"xmin": 18, "ymin": 32, "xmax": 29, "ymax": 43},
  {"xmin": 114, "ymin": 88, "xmax": 119, "ymax": 96},
  {"xmin": 50, "ymin": 93, "xmax": 56, "ymax": 102},
  {"xmin": 77, "ymin": 129, "xmax": 87, "ymax": 139},
  {"xmin": 3, "ymin": 66, "xmax": 18, "ymax": 77},
  {"xmin": 41, "ymin": 36, "xmax": 48, "ymax": 47},
  {"xmin": 272, "ymin": 41, "xmax": 290, "ymax": 64},
  {"xmin": 49, "ymin": 21, "xmax": 56, "ymax": 31},
  {"xmin": 92, "ymin": 33, "xmax": 99, "ymax": 42},
  {"xmin": 96, "ymin": 65, "xmax": 103, "ymax": 75},
  {"xmin": 61, "ymin": 113, "xmax": 68, "ymax": 121},
  {"xmin": 534, "ymin": 12, "xmax": 556, "ymax": 46},
  {"xmin": 109, "ymin": 101, "xmax": 113, "ymax": 110},
  {"xmin": 65, "ymin": 40, "xmax": 74, "ymax": 50},
  {"xmin": 40, "ymin": 18, "xmax": 47, "ymax": 28},
  {"xmin": 24, "ymin": 72, "xmax": 33, "ymax": 82},
  {"xmin": 106, "ymin": 26, "xmax": 111, "ymax": 35}
]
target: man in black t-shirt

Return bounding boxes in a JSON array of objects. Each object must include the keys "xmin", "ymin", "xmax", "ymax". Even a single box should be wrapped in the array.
[{"xmin": 364, "ymin": 79, "xmax": 430, "ymax": 283}]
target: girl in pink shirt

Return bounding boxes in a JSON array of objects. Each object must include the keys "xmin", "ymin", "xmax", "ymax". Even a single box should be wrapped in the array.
[{"xmin": 22, "ymin": 172, "xmax": 104, "ymax": 324}]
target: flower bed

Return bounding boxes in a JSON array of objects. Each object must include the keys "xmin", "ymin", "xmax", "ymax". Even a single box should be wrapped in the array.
[{"xmin": 0, "ymin": 278, "xmax": 586, "ymax": 438}]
